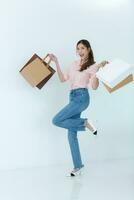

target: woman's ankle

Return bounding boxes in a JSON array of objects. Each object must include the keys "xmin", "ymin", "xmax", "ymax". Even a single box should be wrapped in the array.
[{"xmin": 85, "ymin": 120, "xmax": 96, "ymax": 132}]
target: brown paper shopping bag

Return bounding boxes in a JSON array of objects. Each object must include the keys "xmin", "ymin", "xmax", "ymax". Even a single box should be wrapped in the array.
[
  {"xmin": 103, "ymin": 74, "xmax": 133, "ymax": 93},
  {"xmin": 19, "ymin": 54, "xmax": 56, "ymax": 89}
]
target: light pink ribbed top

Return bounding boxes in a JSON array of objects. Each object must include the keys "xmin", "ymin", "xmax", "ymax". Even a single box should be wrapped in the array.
[{"xmin": 63, "ymin": 59, "xmax": 99, "ymax": 90}]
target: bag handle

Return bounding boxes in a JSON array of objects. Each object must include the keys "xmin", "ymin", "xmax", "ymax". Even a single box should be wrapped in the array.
[{"xmin": 42, "ymin": 54, "xmax": 52, "ymax": 68}]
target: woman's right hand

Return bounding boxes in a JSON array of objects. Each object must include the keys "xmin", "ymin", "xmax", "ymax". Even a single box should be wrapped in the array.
[{"xmin": 48, "ymin": 53, "xmax": 58, "ymax": 63}]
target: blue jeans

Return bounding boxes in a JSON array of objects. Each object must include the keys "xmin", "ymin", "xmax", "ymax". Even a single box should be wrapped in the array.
[{"xmin": 52, "ymin": 88, "xmax": 90, "ymax": 169}]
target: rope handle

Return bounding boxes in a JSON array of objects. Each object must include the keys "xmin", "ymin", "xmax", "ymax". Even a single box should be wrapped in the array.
[{"xmin": 42, "ymin": 54, "xmax": 52, "ymax": 68}]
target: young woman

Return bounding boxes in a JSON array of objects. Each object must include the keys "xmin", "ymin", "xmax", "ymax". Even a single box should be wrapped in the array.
[{"xmin": 49, "ymin": 39, "xmax": 108, "ymax": 177}]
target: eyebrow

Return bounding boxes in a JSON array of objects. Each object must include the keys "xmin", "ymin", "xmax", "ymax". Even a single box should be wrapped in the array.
[{"xmin": 77, "ymin": 46, "xmax": 85, "ymax": 49}]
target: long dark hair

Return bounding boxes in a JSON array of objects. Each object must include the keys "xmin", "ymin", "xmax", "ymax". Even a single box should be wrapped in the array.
[{"xmin": 76, "ymin": 39, "xmax": 96, "ymax": 72}]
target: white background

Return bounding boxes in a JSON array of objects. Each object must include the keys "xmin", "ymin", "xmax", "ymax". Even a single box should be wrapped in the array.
[{"xmin": 0, "ymin": 0, "xmax": 134, "ymax": 170}]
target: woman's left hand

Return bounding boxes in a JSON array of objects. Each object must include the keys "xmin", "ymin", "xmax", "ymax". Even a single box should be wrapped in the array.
[{"xmin": 100, "ymin": 60, "xmax": 109, "ymax": 68}]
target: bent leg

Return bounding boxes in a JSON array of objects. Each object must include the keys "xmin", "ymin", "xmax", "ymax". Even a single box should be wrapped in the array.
[{"xmin": 52, "ymin": 101, "xmax": 87, "ymax": 131}]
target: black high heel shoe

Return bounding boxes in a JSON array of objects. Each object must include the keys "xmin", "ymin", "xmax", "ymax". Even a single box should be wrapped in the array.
[{"xmin": 92, "ymin": 130, "xmax": 97, "ymax": 135}]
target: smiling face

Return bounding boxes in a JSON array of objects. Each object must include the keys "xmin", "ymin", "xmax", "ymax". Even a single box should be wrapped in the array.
[{"xmin": 76, "ymin": 43, "xmax": 90, "ymax": 61}]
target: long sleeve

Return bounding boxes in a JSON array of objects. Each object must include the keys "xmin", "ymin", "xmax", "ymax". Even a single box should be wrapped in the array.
[
  {"xmin": 63, "ymin": 68, "xmax": 70, "ymax": 81},
  {"xmin": 86, "ymin": 63, "xmax": 100, "ymax": 89}
]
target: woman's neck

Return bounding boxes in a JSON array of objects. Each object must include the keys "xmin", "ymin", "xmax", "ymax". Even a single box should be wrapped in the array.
[{"xmin": 80, "ymin": 57, "xmax": 88, "ymax": 65}]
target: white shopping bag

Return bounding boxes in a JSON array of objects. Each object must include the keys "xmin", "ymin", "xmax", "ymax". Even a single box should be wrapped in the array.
[{"xmin": 96, "ymin": 58, "xmax": 133, "ymax": 88}]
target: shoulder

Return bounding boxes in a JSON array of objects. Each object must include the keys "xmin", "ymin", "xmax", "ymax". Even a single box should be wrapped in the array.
[
  {"xmin": 89, "ymin": 62, "xmax": 98, "ymax": 69},
  {"xmin": 85, "ymin": 62, "xmax": 99, "ymax": 74},
  {"xmin": 69, "ymin": 59, "xmax": 80, "ymax": 70},
  {"xmin": 72, "ymin": 59, "xmax": 80, "ymax": 66},
  {"xmin": 64, "ymin": 60, "xmax": 78, "ymax": 73}
]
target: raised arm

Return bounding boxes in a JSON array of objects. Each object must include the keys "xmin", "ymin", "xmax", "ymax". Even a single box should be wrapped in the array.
[
  {"xmin": 48, "ymin": 53, "xmax": 67, "ymax": 82},
  {"xmin": 89, "ymin": 60, "xmax": 109, "ymax": 90}
]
